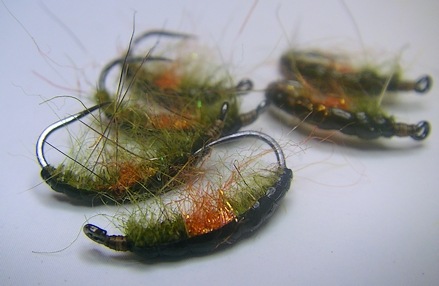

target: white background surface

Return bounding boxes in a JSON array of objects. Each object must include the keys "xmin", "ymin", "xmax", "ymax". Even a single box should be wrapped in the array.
[{"xmin": 1, "ymin": 1, "xmax": 439, "ymax": 285}]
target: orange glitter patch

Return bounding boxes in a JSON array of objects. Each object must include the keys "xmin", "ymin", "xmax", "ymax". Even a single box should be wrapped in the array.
[{"xmin": 184, "ymin": 187, "xmax": 236, "ymax": 237}]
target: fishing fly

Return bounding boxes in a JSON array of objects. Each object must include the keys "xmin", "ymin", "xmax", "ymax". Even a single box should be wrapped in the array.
[
  {"xmin": 96, "ymin": 30, "xmax": 265, "ymax": 136},
  {"xmin": 36, "ymin": 30, "xmax": 267, "ymax": 204},
  {"xmin": 83, "ymin": 130, "xmax": 292, "ymax": 259},
  {"xmin": 266, "ymin": 49, "xmax": 432, "ymax": 140},
  {"xmin": 280, "ymin": 50, "xmax": 432, "ymax": 95},
  {"xmin": 36, "ymin": 101, "xmax": 229, "ymax": 203}
]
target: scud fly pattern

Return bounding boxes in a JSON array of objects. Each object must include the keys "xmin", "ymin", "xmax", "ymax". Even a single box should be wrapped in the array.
[
  {"xmin": 36, "ymin": 101, "xmax": 230, "ymax": 203},
  {"xmin": 266, "ymin": 49, "xmax": 432, "ymax": 140},
  {"xmin": 96, "ymin": 30, "xmax": 264, "ymax": 135},
  {"xmin": 280, "ymin": 50, "xmax": 432, "ymax": 95},
  {"xmin": 83, "ymin": 131, "xmax": 292, "ymax": 258}
]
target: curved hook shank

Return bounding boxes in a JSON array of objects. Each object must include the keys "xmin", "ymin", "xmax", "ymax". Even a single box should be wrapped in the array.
[
  {"xmin": 133, "ymin": 30, "xmax": 195, "ymax": 47},
  {"xmin": 36, "ymin": 103, "xmax": 108, "ymax": 168},
  {"xmin": 196, "ymin": 130, "xmax": 287, "ymax": 169},
  {"xmin": 98, "ymin": 56, "xmax": 171, "ymax": 91}
]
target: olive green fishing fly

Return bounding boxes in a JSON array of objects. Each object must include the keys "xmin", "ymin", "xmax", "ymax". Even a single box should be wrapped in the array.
[
  {"xmin": 83, "ymin": 130, "xmax": 292, "ymax": 259},
  {"xmin": 266, "ymin": 49, "xmax": 432, "ymax": 140},
  {"xmin": 95, "ymin": 30, "xmax": 265, "ymax": 136},
  {"xmin": 36, "ymin": 30, "xmax": 267, "ymax": 204},
  {"xmin": 281, "ymin": 50, "xmax": 432, "ymax": 95},
  {"xmin": 36, "ymin": 101, "xmax": 230, "ymax": 203}
]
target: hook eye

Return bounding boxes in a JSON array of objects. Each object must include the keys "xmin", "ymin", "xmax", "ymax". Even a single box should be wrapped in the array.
[
  {"xmin": 410, "ymin": 120, "xmax": 431, "ymax": 141},
  {"xmin": 414, "ymin": 75, "xmax": 432, "ymax": 93},
  {"xmin": 235, "ymin": 78, "xmax": 254, "ymax": 92}
]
